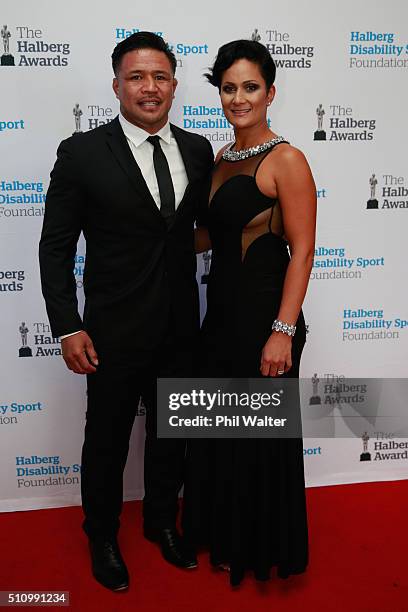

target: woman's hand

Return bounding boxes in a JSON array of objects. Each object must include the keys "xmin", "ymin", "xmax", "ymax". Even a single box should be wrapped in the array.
[{"xmin": 260, "ymin": 332, "xmax": 292, "ymax": 377}]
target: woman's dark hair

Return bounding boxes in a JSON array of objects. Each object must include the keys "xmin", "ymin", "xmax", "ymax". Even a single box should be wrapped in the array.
[
  {"xmin": 205, "ymin": 39, "xmax": 276, "ymax": 90},
  {"xmin": 112, "ymin": 31, "xmax": 177, "ymax": 76}
]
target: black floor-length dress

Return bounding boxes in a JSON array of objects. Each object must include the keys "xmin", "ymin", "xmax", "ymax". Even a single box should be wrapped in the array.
[{"xmin": 182, "ymin": 139, "xmax": 308, "ymax": 586}]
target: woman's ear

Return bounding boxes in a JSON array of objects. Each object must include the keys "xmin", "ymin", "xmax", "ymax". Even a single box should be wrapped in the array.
[{"xmin": 267, "ymin": 84, "xmax": 276, "ymax": 106}]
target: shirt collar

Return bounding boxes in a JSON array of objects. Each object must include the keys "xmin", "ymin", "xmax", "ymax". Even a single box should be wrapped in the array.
[{"xmin": 119, "ymin": 113, "xmax": 172, "ymax": 147}]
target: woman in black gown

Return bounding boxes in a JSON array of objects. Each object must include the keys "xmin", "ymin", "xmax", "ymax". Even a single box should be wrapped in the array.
[{"xmin": 182, "ymin": 39, "xmax": 317, "ymax": 586}]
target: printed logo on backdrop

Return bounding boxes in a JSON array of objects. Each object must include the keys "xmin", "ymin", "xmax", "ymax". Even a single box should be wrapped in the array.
[
  {"xmin": 303, "ymin": 373, "xmax": 371, "ymax": 440},
  {"xmin": 313, "ymin": 104, "xmax": 376, "ymax": 142},
  {"xmin": 342, "ymin": 308, "xmax": 407, "ymax": 342},
  {"xmin": 114, "ymin": 27, "xmax": 209, "ymax": 70},
  {"xmin": 137, "ymin": 398, "xmax": 146, "ymax": 416},
  {"xmin": 303, "ymin": 445, "xmax": 322, "ymax": 457},
  {"xmin": 0, "ymin": 23, "xmax": 71, "ymax": 67},
  {"xmin": 307, "ymin": 373, "xmax": 367, "ymax": 407},
  {"xmin": 252, "ymin": 28, "xmax": 315, "ymax": 69},
  {"xmin": 305, "ymin": 377, "xmax": 408, "ymax": 461},
  {"xmin": 1, "ymin": 24, "xmax": 14, "ymax": 65},
  {"xmin": 366, "ymin": 173, "xmax": 408, "ymax": 210},
  {"xmin": 0, "ymin": 269, "xmax": 25, "ymax": 292},
  {"xmin": 201, "ymin": 251, "xmax": 211, "ymax": 285},
  {"xmin": 0, "ymin": 400, "xmax": 44, "ymax": 427},
  {"xmin": 0, "ymin": 179, "xmax": 45, "ymax": 220},
  {"xmin": 311, "ymin": 246, "xmax": 384, "ymax": 281},
  {"xmin": 17, "ymin": 321, "xmax": 61, "ymax": 358},
  {"xmin": 309, "ymin": 373, "xmax": 321, "ymax": 405},
  {"xmin": 360, "ymin": 432, "xmax": 408, "ymax": 463},
  {"xmin": 0, "ymin": 119, "xmax": 25, "ymax": 134},
  {"xmin": 75, "ymin": 252, "xmax": 85, "ymax": 289},
  {"xmin": 367, "ymin": 173, "xmax": 378, "ymax": 209},
  {"xmin": 72, "ymin": 103, "xmax": 113, "ymax": 134},
  {"xmin": 182, "ymin": 104, "xmax": 236, "ymax": 144},
  {"xmin": 15, "ymin": 455, "xmax": 80, "ymax": 489},
  {"xmin": 360, "ymin": 431, "xmax": 371, "ymax": 461},
  {"xmin": 348, "ymin": 30, "xmax": 408, "ymax": 69},
  {"xmin": 314, "ymin": 104, "xmax": 326, "ymax": 140}
]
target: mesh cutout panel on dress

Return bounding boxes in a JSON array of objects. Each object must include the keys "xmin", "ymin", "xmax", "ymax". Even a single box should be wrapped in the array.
[{"xmin": 210, "ymin": 148, "xmax": 285, "ymax": 261}]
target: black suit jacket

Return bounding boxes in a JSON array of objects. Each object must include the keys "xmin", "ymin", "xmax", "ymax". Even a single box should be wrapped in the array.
[{"xmin": 39, "ymin": 117, "xmax": 213, "ymax": 360}]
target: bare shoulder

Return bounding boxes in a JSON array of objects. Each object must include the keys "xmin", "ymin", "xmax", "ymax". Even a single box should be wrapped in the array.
[
  {"xmin": 273, "ymin": 143, "xmax": 309, "ymax": 167},
  {"xmin": 257, "ymin": 143, "xmax": 312, "ymax": 190},
  {"xmin": 270, "ymin": 144, "xmax": 314, "ymax": 185}
]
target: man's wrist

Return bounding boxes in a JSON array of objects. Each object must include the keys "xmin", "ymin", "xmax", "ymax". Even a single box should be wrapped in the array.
[{"xmin": 60, "ymin": 330, "xmax": 83, "ymax": 340}]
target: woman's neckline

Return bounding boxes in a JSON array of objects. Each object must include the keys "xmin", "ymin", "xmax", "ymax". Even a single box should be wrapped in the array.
[{"xmin": 222, "ymin": 136, "xmax": 286, "ymax": 162}]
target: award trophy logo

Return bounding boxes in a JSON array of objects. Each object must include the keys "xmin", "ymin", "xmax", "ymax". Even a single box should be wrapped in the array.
[
  {"xmin": 136, "ymin": 397, "xmax": 146, "ymax": 416},
  {"xmin": 73, "ymin": 103, "xmax": 83, "ymax": 135},
  {"xmin": 314, "ymin": 104, "xmax": 326, "ymax": 141},
  {"xmin": 360, "ymin": 431, "xmax": 371, "ymax": 462},
  {"xmin": 18, "ymin": 322, "xmax": 32, "ymax": 357},
  {"xmin": 201, "ymin": 250, "xmax": 211, "ymax": 284},
  {"xmin": 1, "ymin": 24, "xmax": 15, "ymax": 66},
  {"xmin": 251, "ymin": 28, "xmax": 262, "ymax": 43},
  {"xmin": 367, "ymin": 173, "xmax": 379, "ymax": 209},
  {"xmin": 309, "ymin": 373, "xmax": 321, "ymax": 405}
]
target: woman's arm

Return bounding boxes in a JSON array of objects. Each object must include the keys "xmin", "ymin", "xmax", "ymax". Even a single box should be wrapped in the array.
[
  {"xmin": 195, "ymin": 226, "xmax": 211, "ymax": 253},
  {"xmin": 260, "ymin": 146, "xmax": 316, "ymax": 376},
  {"xmin": 275, "ymin": 146, "xmax": 316, "ymax": 324}
]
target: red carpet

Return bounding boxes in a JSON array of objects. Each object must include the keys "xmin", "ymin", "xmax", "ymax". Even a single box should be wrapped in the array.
[{"xmin": 1, "ymin": 481, "xmax": 407, "ymax": 612}]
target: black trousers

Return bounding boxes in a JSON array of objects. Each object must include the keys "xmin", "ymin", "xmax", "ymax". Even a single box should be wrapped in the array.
[{"xmin": 81, "ymin": 335, "xmax": 193, "ymax": 540}]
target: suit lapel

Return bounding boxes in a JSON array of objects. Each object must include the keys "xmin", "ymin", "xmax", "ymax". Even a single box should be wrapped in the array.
[
  {"xmin": 105, "ymin": 117, "xmax": 164, "ymax": 223},
  {"xmin": 105, "ymin": 118, "xmax": 198, "ymax": 227}
]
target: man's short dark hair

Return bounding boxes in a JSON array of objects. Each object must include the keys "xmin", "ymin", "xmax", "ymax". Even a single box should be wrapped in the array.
[
  {"xmin": 205, "ymin": 39, "xmax": 276, "ymax": 90},
  {"xmin": 112, "ymin": 31, "xmax": 177, "ymax": 76}
]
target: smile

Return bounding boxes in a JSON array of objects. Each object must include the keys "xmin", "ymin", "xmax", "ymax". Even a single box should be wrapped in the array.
[
  {"xmin": 231, "ymin": 109, "xmax": 251, "ymax": 115},
  {"xmin": 139, "ymin": 100, "xmax": 160, "ymax": 107}
]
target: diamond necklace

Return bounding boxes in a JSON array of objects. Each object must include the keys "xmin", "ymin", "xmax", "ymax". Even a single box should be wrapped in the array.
[{"xmin": 222, "ymin": 136, "xmax": 286, "ymax": 162}]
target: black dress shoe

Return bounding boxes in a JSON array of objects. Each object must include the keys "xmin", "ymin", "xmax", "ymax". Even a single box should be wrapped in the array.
[
  {"xmin": 144, "ymin": 526, "xmax": 198, "ymax": 569},
  {"xmin": 88, "ymin": 538, "xmax": 129, "ymax": 591}
]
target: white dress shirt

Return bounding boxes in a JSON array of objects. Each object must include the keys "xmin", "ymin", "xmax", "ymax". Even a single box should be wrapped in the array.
[
  {"xmin": 119, "ymin": 112, "xmax": 188, "ymax": 209},
  {"xmin": 60, "ymin": 113, "xmax": 188, "ymax": 340}
]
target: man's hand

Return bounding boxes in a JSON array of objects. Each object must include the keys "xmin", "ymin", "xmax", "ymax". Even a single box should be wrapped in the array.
[{"xmin": 61, "ymin": 331, "xmax": 99, "ymax": 374}]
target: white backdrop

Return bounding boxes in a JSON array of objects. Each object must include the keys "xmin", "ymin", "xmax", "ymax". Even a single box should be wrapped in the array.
[{"xmin": 1, "ymin": 0, "xmax": 407, "ymax": 512}]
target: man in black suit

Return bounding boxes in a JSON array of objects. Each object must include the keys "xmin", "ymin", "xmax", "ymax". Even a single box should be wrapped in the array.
[{"xmin": 39, "ymin": 31, "xmax": 213, "ymax": 591}]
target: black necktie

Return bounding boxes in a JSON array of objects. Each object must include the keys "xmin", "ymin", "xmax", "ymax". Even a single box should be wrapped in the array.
[{"xmin": 147, "ymin": 135, "xmax": 175, "ymax": 224}]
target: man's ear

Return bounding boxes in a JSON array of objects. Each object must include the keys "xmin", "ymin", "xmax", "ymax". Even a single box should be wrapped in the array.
[
  {"xmin": 112, "ymin": 77, "xmax": 119, "ymax": 99},
  {"xmin": 172, "ymin": 77, "xmax": 178, "ymax": 97}
]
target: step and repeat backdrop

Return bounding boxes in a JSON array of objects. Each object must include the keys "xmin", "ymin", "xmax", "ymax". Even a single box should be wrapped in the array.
[{"xmin": 1, "ymin": 0, "xmax": 407, "ymax": 511}]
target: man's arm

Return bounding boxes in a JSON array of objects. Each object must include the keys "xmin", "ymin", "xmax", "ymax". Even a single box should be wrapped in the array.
[
  {"xmin": 39, "ymin": 138, "xmax": 84, "ymax": 337},
  {"xmin": 194, "ymin": 137, "xmax": 214, "ymax": 228},
  {"xmin": 194, "ymin": 137, "xmax": 214, "ymax": 252},
  {"xmin": 39, "ymin": 138, "xmax": 98, "ymax": 374}
]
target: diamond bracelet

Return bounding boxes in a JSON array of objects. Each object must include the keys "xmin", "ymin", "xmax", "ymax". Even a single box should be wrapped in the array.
[{"xmin": 271, "ymin": 319, "xmax": 296, "ymax": 337}]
